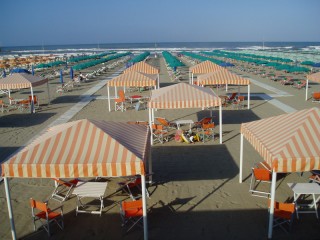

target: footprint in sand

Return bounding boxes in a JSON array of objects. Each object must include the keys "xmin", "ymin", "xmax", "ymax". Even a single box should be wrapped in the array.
[
  {"xmin": 220, "ymin": 191, "xmax": 231, "ymax": 198},
  {"xmin": 215, "ymin": 202, "xmax": 223, "ymax": 209}
]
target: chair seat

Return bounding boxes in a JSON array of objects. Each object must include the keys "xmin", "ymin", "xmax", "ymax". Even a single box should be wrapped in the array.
[
  {"xmin": 36, "ymin": 209, "xmax": 62, "ymax": 220},
  {"xmin": 124, "ymin": 208, "xmax": 143, "ymax": 218}
]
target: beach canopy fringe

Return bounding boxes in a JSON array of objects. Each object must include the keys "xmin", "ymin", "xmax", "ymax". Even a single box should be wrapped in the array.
[
  {"xmin": 238, "ymin": 108, "xmax": 320, "ymax": 239},
  {"xmin": 1, "ymin": 120, "xmax": 151, "ymax": 240},
  {"xmin": 306, "ymin": 71, "xmax": 320, "ymax": 100},
  {"xmin": 147, "ymin": 82, "xmax": 223, "ymax": 144}
]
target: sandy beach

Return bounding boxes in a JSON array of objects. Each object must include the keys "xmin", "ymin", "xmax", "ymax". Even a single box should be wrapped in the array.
[{"xmin": 1, "ymin": 54, "xmax": 320, "ymax": 240}]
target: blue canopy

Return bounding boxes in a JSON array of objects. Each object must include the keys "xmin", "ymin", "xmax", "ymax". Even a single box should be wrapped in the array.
[
  {"xmin": 31, "ymin": 65, "xmax": 35, "ymax": 76},
  {"xmin": 218, "ymin": 62, "xmax": 235, "ymax": 67},
  {"xmin": 312, "ymin": 63, "xmax": 320, "ymax": 68},
  {"xmin": 10, "ymin": 68, "xmax": 31, "ymax": 74}
]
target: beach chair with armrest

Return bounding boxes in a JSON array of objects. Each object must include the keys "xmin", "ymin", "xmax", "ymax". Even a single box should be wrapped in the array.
[
  {"xmin": 115, "ymin": 89, "xmax": 128, "ymax": 112},
  {"xmin": 50, "ymin": 178, "xmax": 79, "ymax": 203},
  {"xmin": 226, "ymin": 92, "xmax": 237, "ymax": 105},
  {"xmin": 232, "ymin": 95, "xmax": 245, "ymax": 109},
  {"xmin": 268, "ymin": 200, "xmax": 295, "ymax": 233},
  {"xmin": 155, "ymin": 117, "xmax": 176, "ymax": 131},
  {"xmin": 152, "ymin": 124, "xmax": 169, "ymax": 144},
  {"xmin": 249, "ymin": 161, "xmax": 272, "ymax": 198},
  {"xmin": 193, "ymin": 117, "xmax": 212, "ymax": 129},
  {"xmin": 312, "ymin": 92, "xmax": 320, "ymax": 103},
  {"xmin": 198, "ymin": 122, "xmax": 215, "ymax": 143},
  {"xmin": 30, "ymin": 198, "xmax": 64, "ymax": 236},
  {"xmin": 117, "ymin": 174, "xmax": 153, "ymax": 200},
  {"xmin": 120, "ymin": 199, "xmax": 143, "ymax": 233}
]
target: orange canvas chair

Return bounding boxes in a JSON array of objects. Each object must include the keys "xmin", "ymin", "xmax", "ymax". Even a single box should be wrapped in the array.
[
  {"xmin": 193, "ymin": 117, "xmax": 212, "ymax": 129},
  {"xmin": 268, "ymin": 200, "xmax": 295, "ymax": 233},
  {"xmin": 155, "ymin": 117, "xmax": 176, "ymax": 130},
  {"xmin": 117, "ymin": 174, "xmax": 152, "ymax": 200},
  {"xmin": 152, "ymin": 124, "xmax": 169, "ymax": 144},
  {"xmin": 50, "ymin": 178, "xmax": 79, "ymax": 203},
  {"xmin": 249, "ymin": 161, "xmax": 272, "ymax": 198},
  {"xmin": 29, "ymin": 95, "xmax": 40, "ymax": 109},
  {"xmin": 115, "ymin": 89, "xmax": 127, "ymax": 112},
  {"xmin": 232, "ymin": 95, "xmax": 245, "ymax": 109},
  {"xmin": 198, "ymin": 122, "xmax": 215, "ymax": 143},
  {"xmin": 30, "ymin": 198, "xmax": 64, "ymax": 236},
  {"xmin": 312, "ymin": 92, "xmax": 320, "ymax": 103},
  {"xmin": 120, "ymin": 199, "xmax": 143, "ymax": 233}
]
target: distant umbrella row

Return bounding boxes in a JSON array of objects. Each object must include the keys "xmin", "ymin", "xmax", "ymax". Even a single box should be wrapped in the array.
[
  {"xmin": 72, "ymin": 52, "xmax": 131, "ymax": 71},
  {"xmin": 181, "ymin": 52, "xmax": 234, "ymax": 67},
  {"xmin": 162, "ymin": 51, "xmax": 185, "ymax": 68},
  {"xmin": 68, "ymin": 51, "xmax": 116, "ymax": 63},
  {"xmin": 128, "ymin": 51, "xmax": 150, "ymax": 63}
]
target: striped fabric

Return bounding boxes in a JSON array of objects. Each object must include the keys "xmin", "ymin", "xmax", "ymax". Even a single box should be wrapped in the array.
[
  {"xmin": 307, "ymin": 72, "xmax": 320, "ymax": 83},
  {"xmin": 123, "ymin": 61, "xmax": 160, "ymax": 74},
  {"xmin": 190, "ymin": 60, "xmax": 225, "ymax": 74},
  {"xmin": 0, "ymin": 73, "xmax": 48, "ymax": 90},
  {"xmin": 148, "ymin": 83, "xmax": 221, "ymax": 109},
  {"xmin": 107, "ymin": 71, "xmax": 157, "ymax": 87},
  {"xmin": 197, "ymin": 70, "xmax": 250, "ymax": 86},
  {"xmin": 1, "ymin": 120, "xmax": 150, "ymax": 178},
  {"xmin": 241, "ymin": 108, "xmax": 320, "ymax": 173}
]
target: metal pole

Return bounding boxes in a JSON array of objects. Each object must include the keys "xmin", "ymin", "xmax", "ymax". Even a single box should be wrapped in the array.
[
  {"xmin": 4, "ymin": 177, "xmax": 17, "ymax": 240},
  {"xmin": 219, "ymin": 105, "xmax": 222, "ymax": 144},
  {"xmin": 141, "ymin": 174, "xmax": 148, "ymax": 240},
  {"xmin": 149, "ymin": 108, "xmax": 153, "ymax": 145},
  {"xmin": 107, "ymin": 86, "xmax": 111, "ymax": 112},
  {"xmin": 268, "ymin": 171, "xmax": 277, "ymax": 239},
  {"xmin": 239, "ymin": 134, "xmax": 243, "ymax": 183},
  {"xmin": 306, "ymin": 79, "xmax": 309, "ymax": 101},
  {"xmin": 247, "ymin": 84, "xmax": 250, "ymax": 109}
]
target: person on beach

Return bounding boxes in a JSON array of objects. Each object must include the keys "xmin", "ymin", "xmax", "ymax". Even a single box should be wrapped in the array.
[{"xmin": 79, "ymin": 72, "xmax": 84, "ymax": 82}]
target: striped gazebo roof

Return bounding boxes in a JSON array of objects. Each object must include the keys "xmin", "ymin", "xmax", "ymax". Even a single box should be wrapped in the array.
[
  {"xmin": 190, "ymin": 60, "xmax": 225, "ymax": 74},
  {"xmin": 148, "ymin": 83, "xmax": 221, "ymax": 109},
  {"xmin": 197, "ymin": 70, "xmax": 251, "ymax": 86},
  {"xmin": 307, "ymin": 71, "xmax": 320, "ymax": 83},
  {"xmin": 1, "ymin": 120, "xmax": 150, "ymax": 178},
  {"xmin": 241, "ymin": 108, "xmax": 320, "ymax": 173},
  {"xmin": 123, "ymin": 61, "xmax": 159, "ymax": 74},
  {"xmin": 107, "ymin": 71, "xmax": 157, "ymax": 87},
  {"xmin": 0, "ymin": 73, "xmax": 48, "ymax": 90}
]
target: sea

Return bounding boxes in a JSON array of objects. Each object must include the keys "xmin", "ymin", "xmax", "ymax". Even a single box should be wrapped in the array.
[{"xmin": 1, "ymin": 42, "xmax": 320, "ymax": 62}]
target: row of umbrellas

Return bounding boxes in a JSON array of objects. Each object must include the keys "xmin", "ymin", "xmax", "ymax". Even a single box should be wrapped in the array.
[
  {"xmin": 128, "ymin": 51, "xmax": 150, "ymax": 63},
  {"xmin": 162, "ymin": 51, "xmax": 185, "ymax": 68}
]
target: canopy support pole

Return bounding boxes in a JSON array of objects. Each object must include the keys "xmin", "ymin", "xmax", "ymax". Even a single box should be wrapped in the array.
[
  {"xmin": 4, "ymin": 177, "xmax": 16, "ymax": 240},
  {"xmin": 157, "ymin": 74, "xmax": 160, "ymax": 89},
  {"xmin": 268, "ymin": 171, "xmax": 277, "ymax": 239},
  {"xmin": 46, "ymin": 81, "xmax": 51, "ymax": 105},
  {"xmin": 148, "ymin": 147, "xmax": 153, "ymax": 184},
  {"xmin": 141, "ymin": 174, "xmax": 148, "ymax": 240},
  {"xmin": 30, "ymin": 86, "xmax": 35, "ymax": 113},
  {"xmin": 305, "ymin": 79, "xmax": 309, "ymax": 101},
  {"xmin": 107, "ymin": 86, "xmax": 111, "ymax": 112},
  {"xmin": 149, "ymin": 108, "xmax": 153, "ymax": 145},
  {"xmin": 239, "ymin": 134, "xmax": 244, "ymax": 183},
  {"xmin": 247, "ymin": 84, "xmax": 250, "ymax": 109},
  {"xmin": 219, "ymin": 104, "xmax": 222, "ymax": 144},
  {"xmin": 226, "ymin": 83, "xmax": 228, "ymax": 92},
  {"xmin": 191, "ymin": 73, "xmax": 194, "ymax": 85}
]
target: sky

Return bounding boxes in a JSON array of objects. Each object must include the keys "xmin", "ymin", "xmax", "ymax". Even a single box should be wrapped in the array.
[{"xmin": 0, "ymin": 0, "xmax": 320, "ymax": 46}]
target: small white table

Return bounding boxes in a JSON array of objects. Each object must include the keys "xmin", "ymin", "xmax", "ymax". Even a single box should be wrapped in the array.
[
  {"xmin": 287, "ymin": 183, "xmax": 320, "ymax": 219},
  {"xmin": 173, "ymin": 119, "xmax": 194, "ymax": 130},
  {"xmin": 73, "ymin": 181, "xmax": 108, "ymax": 216}
]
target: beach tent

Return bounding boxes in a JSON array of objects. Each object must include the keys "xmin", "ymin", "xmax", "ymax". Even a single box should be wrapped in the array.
[
  {"xmin": 0, "ymin": 73, "xmax": 50, "ymax": 113},
  {"xmin": 197, "ymin": 70, "xmax": 251, "ymax": 109},
  {"xmin": 124, "ymin": 61, "xmax": 160, "ymax": 88},
  {"xmin": 148, "ymin": 83, "xmax": 223, "ymax": 144},
  {"xmin": 238, "ymin": 108, "xmax": 320, "ymax": 239},
  {"xmin": 107, "ymin": 71, "xmax": 158, "ymax": 111},
  {"xmin": 189, "ymin": 60, "xmax": 225, "ymax": 84},
  {"xmin": 306, "ymin": 72, "xmax": 320, "ymax": 100},
  {"xmin": 1, "ymin": 119, "xmax": 151, "ymax": 240}
]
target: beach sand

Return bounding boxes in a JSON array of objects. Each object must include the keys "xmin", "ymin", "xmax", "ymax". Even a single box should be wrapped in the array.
[{"xmin": 0, "ymin": 55, "xmax": 320, "ymax": 240}]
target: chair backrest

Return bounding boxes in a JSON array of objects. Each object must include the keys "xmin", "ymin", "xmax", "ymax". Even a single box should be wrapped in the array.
[
  {"xmin": 155, "ymin": 117, "xmax": 169, "ymax": 127},
  {"xmin": 152, "ymin": 124, "xmax": 164, "ymax": 131},
  {"xmin": 121, "ymin": 199, "xmax": 143, "ymax": 216},
  {"xmin": 28, "ymin": 95, "xmax": 38, "ymax": 104},
  {"xmin": 229, "ymin": 92, "xmax": 237, "ymax": 100},
  {"xmin": 0, "ymin": 100, "xmax": 4, "ymax": 105},
  {"xmin": 199, "ymin": 117, "xmax": 212, "ymax": 125},
  {"xmin": 30, "ymin": 198, "xmax": 48, "ymax": 213},
  {"xmin": 202, "ymin": 123, "xmax": 215, "ymax": 130},
  {"xmin": 268, "ymin": 200, "xmax": 295, "ymax": 219},
  {"xmin": 253, "ymin": 168, "xmax": 272, "ymax": 181},
  {"xmin": 118, "ymin": 90, "xmax": 126, "ymax": 101},
  {"xmin": 313, "ymin": 92, "xmax": 320, "ymax": 99},
  {"xmin": 237, "ymin": 96, "xmax": 245, "ymax": 101}
]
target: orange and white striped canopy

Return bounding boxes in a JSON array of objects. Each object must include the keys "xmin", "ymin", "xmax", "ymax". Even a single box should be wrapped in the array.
[
  {"xmin": 307, "ymin": 72, "xmax": 320, "ymax": 83},
  {"xmin": 148, "ymin": 83, "xmax": 221, "ymax": 109},
  {"xmin": 1, "ymin": 119, "xmax": 150, "ymax": 178},
  {"xmin": 107, "ymin": 71, "xmax": 157, "ymax": 87},
  {"xmin": 190, "ymin": 60, "xmax": 225, "ymax": 74},
  {"xmin": 123, "ymin": 61, "xmax": 160, "ymax": 74},
  {"xmin": 0, "ymin": 73, "xmax": 48, "ymax": 90},
  {"xmin": 241, "ymin": 108, "xmax": 320, "ymax": 173},
  {"xmin": 197, "ymin": 70, "xmax": 250, "ymax": 86}
]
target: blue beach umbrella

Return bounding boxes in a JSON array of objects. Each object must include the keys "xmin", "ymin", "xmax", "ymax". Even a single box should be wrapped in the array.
[
  {"xmin": 70, "ymin": 67, "xmax": 74, "ymax": 80},
  {"xmin": 312, "ymin": 63, "xmax": 320, "ymax": 68},
  {"xmin": 60, "ymin": 70, "xmax": 64, "ymax": 84},
  {"xmin": 2, "ymin": 70, "xmax": 6, "ymax": 78},
  {"xmin": 31, "ymin": 65, "xmax": 35, "ymax": 76},
  {"xmin": 10, "ymin": 68, "xmax": 31, "ymax": 74}
]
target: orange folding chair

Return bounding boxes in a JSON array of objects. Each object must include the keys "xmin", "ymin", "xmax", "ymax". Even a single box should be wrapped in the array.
[
  {"xmin": 155, "ymin": 117, "xmax": 176, "ymax": 131},
  {"xmin": 193, "ymin": 117, "xmax": 212, "ymax": 129},
  {"xmin": 120, "ymin": 199, "xmax": 143, "ymax": 233},
  {"xmin": 50, "ymin": 178, "xmax": 79, "ymax": 203},
  {"xmin": 269, "ymin": 200, "xmax": 295, "ymax": 233},
  {"xmin": 249, "ymin": 161, "xmax": 272, "ymax": 198},
  {"xmin": 198, "ymin": 122, "xmax": 215, "ymax": 143},
  {"xmin": 152, "ymin": 124, "xmax": 169, "ymax": 144},
  {"xmin": 30, "ymin": 198, "xmax": 64, "ymax": 236},
  {"xmin": 115, "ymin": 89, "xmax": 127, "ymax": 112},
  {"xmin": 117, "ymin": 174, "xmax": 152, "ymax": 200}
]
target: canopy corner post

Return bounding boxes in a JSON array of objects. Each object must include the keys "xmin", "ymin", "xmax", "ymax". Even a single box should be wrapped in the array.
[
  {"xmin": 219, "ymin": 104, "xmax": 222, "ymax": 144},
  {"xmin": 141, "ymin": 174, "xmax": 148, "ymax": 240},
  {"xmin": 4, "ymin": 177, "xmax": 17, "ymax": 240},
  {"xmin": 239, "ymin": 133, "xmax": 244, "ymax": 183},
  {"xmin": 305, "ymin": 79, "xmax": 309, "ymax": 101},
  {"xmin": 247, "ymin": 84, "xmax": 250, "ymax": 109},
  {"xmin": 107, "ymin": 86, "xmax": 111, "ymax": 112},
  {"xmin": 268, "ymin": 171, "xmax": 277, "ymax": 239},
  {"xmin": 149, "ymin": 108, "xmax": 153, "ymax": 145}
]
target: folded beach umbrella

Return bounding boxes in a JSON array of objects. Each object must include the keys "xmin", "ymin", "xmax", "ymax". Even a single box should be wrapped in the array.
[
  {"xmin": 31, "ymin": 65, "xmax": 35, "ymax": 76},
  {"xmin": 312, "ymin": 62, "xmax": 320, "ymax": 68},
  {"xmin": 2, "ymin": 70, "xmax": 6, "ymax": 78},
  {"xmin": 60, "ymin": 70, "xmax": 64, "ymax": 84},
  {"xmin": 70, "ymin": 67, "xmax": 74, "ymax": 80}
]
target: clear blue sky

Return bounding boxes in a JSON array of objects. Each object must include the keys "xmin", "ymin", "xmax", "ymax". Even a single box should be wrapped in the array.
[{"xmin": 1, "ymin": 0, "xmax": 319, "ymax": 46}]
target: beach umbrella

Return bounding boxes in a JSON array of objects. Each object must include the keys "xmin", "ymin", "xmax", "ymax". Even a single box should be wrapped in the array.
[
  {"xmin": 312, "ymin": 63, "xmax": 320, "ymax": 68},
  {"xmin": 2, "ymin": 70, "xmax": 6, "ymax": 78},
  {"xmin": 70, "ymin": 67, "xmax": 74, "ymax": 80},
  {"xmin": 10, "ymin": 68, "xmax": 31, "ymax": 74},
  {"xmin": 60, "ymin": 70, "xmax": 64, "ymax": 84},
  {"xmin": 31, "ymin": 65, "xmax": 35, "ymax": 76}
]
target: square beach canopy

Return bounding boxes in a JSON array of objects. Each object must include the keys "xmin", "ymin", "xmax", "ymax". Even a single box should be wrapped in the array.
[
  {"xmin": 238, "ymin": 108, "xmax": 320, "ymax": 238},
  {"xmin": 306, "ymin": 72, "xmax": 320, "ymax": 100},
  {"xmin": 197, "ymin": 70, "xmax": 251, "ymax": 109},
  {"xmin": 1, "ymin": 119, "xmax": 151, "ymax": 240},
  {"xmin": 0, "ymin": 73, "xmax": 50, "ymax": 113},
  {"xmin": 147, "ymin": 83, "xmax": 223, "ymax": 144},
  {"xmin": 124, "ymin": 61, "xmax": 160, "ymax": 88},
  {"xmin": 107, "ymin": 71, "xmax": 158, "ymax": 112},
  {"xmin": 189, "ymin": 60, "xmax": 225, "ymax": 84}
]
